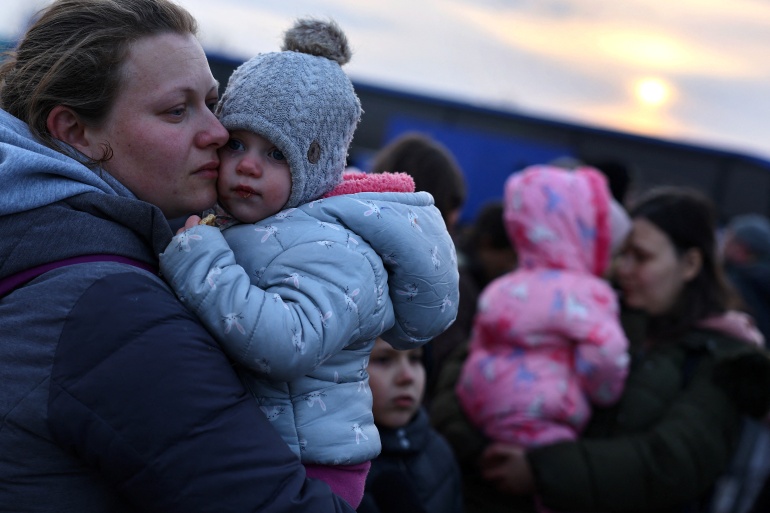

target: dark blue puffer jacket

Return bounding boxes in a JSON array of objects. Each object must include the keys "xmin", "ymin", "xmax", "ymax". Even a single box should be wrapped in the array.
[
  {"xmin": 0, "ymin": 108, "xmax": 354, "ymax": 513},
  {"xmin": 359, "ymin": 408, "xmax": 463, "ymax": 513}
]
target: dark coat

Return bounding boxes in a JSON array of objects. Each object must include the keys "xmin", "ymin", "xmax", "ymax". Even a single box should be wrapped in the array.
[
  {"xmin": 0, "ymin": 193, "xmax": 355, "ymax": 513},
  {"xmin": 431, "ymin": 311, "xmax": 770, "ymax": 513},
  {"xmin": 424, "ymin": 268, "xmax": 479, "ymax": 403},
  {"xmin": 726, "ymin": 261, "xmax": 770, "ymax": 345},
  {"xmin": 358, "ymin": 408, "xmax": 463, "ymax": 513}
]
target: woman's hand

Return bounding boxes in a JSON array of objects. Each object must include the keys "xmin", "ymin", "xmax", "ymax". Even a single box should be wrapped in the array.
[
  {"xmin": 479, "ymin": 443, "xmax": 535, "ymax": 495},
  {"xmin": 176, "ymin": 215, "xmax": 202, "ymax": 235}
]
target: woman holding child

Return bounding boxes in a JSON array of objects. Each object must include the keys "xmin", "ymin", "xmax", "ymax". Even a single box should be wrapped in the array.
[
  {"xmin": 432, "ymin": 185, "xmax": 770, "ymax": 512},
  {"xmin": 0, "ymin": 0, "xmax": 360, "ymax": 511}
]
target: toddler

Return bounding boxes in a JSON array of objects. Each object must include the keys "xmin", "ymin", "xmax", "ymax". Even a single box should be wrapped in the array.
[
  {"xmin": 457, "ymin": 164, "xmax": 630, "ymax": 450},
  {"xmin": 160, "ymin": 19, "xmax": 459, "ymax": 508}
]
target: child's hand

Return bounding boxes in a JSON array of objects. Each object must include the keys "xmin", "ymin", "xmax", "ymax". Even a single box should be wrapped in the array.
[
  {"xmin": 479, "ymin": 443, "xmax": 535, "ymax": 495},
  {"xmin": 176, "ymin": 215, "xmax": 202, "ymax": 235}
]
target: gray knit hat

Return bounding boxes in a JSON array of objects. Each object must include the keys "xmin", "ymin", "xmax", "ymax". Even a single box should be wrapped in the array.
[{"xmin": 216, "ymin": 18, "xmax": 362, "ymax": 209}]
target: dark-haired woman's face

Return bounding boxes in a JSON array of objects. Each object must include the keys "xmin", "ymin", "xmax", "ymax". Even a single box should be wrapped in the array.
[{"xmin": 615, "ymin": 218, "xmax": 698, "ymax": 315}]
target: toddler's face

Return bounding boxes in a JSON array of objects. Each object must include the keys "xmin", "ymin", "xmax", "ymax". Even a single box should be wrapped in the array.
[
  {"xmin": 367, "ymin": 338, "xmax": 425, "ymax": 429},
  {"xmin": 217, "ymin": 130, "xmax": 292, "ymax": 223}
]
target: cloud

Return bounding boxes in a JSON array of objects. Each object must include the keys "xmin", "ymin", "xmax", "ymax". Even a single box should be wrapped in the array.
[
  {"xmin": 3, "ymin": 0, "xmax": 770, "ymax": 159},
  {"xmin": 0, "ymin": 0, "xmax": 48, "ymax": 40},
  {"xmin": 441, "ymin": 1, "xmax": 756, "ymax": 77}
]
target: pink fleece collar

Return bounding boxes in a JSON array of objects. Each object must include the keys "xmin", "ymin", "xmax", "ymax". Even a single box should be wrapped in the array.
[{"xmin": 324, "ymin": 170, "xmax": 415, "ymax": 197}]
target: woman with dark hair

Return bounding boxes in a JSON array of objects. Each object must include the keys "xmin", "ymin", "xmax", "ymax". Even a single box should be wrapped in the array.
[
  {"xmin": 621, "ymin": 187, "xmax": 741, "ymax": 338},
  {"xmin": 431, "ymin": 186, "xmax": 770, "ymax": 512}
]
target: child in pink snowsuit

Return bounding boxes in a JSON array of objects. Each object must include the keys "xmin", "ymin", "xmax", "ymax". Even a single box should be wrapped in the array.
[{"xmin": 457, "ymin": 164, "xmax": 631, "ymax": 448}]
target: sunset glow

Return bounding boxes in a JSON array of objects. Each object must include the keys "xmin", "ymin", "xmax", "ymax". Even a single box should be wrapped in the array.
[{"xmin": 634, "ymin": 77, "xmax": 672, "ymax": 107}]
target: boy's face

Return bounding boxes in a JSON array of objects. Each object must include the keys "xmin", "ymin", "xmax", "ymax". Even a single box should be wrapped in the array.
[
  {"xmin": 367, "ymin": 338, "xmax": 426, "ymax": 429},
  {"xmin": 217, "ymin": 130, "xmax": 292, "ymax": 223}
]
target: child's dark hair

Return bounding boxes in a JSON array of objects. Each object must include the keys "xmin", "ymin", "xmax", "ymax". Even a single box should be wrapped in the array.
[{"xmin": 369, "ymin": 132, "xmax": 466, "ymax": 229}]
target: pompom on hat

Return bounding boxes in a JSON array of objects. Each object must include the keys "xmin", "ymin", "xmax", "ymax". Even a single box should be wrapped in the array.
[{"xmin": 216, "ymin": 18, "xmax": 362, "ymax": 209}]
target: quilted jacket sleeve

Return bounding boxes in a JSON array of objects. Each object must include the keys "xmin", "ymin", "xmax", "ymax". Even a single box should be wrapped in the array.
[
  {"xmin": 372, "ymin": 197, "xmax": 460, "ymax": 349},
  {"xmin": 160, "ymin": 224, "xmax": 388, "ymax": 382},
  {"xmin": 49, "ymin": 271, "xmax": 355, "ymax": 513},
  {"xmin": 305, "ymin": 191, "xmax": 459, "ymax": 350}
]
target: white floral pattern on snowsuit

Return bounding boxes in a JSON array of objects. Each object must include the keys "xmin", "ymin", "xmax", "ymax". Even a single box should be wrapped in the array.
[{"xmin": 159, "ymin": 187, "xmax": 459, "ymax": 465}]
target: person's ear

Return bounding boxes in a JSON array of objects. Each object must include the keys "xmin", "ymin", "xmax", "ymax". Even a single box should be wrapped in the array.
[
  {"xmin": 46, "ymin": 105, "xmax": 95, "ymax": 158},
  {"xmin": 681, "ymin": 248, "xmax": 702, "ymax": 282}
]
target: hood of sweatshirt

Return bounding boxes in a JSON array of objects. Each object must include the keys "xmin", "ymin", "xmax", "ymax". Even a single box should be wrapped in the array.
[
  {"xmin": 0, "ymin": 109, "xmax": 133, "ymax": 217},
  {"xmin": 0, "ymin": 109, "xmax": 172, "ymax": 279}
]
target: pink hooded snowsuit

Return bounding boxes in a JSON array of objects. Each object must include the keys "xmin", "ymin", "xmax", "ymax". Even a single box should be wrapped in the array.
[{"xmin": 457, "ymin": 165, "xmax": 630, "ymax": 447}]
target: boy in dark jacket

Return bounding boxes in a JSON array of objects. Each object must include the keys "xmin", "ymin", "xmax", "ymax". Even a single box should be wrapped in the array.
[{"xmin": 359, "ymin": 338, "xmax": 463, "ymax": 513}]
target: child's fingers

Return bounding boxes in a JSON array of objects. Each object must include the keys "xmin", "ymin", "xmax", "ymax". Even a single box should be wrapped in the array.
[
  {"xmin": 175, "ymin": 215, "xmax": 202, "ymax": 235},
  {"xmin": 185, "ymin": 215, "xmax": 202, "ymax": 230}
]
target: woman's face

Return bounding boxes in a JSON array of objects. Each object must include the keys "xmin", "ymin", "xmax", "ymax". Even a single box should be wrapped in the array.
[
  {"xmin": 83, "ymin": 33, "xmax": 229, "ymax": 218},
  {"xmin": 615, "ymin": 217, "xmax": 699, "ymax": 316},
  {"xmin": 367, "ymin": 338, "xmax": 425, "ymax": 429}
]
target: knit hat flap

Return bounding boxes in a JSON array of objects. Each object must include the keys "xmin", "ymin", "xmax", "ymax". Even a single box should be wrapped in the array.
[{"xmin": 216, "ymin": 18, "xmax": 362, "ymax": 209}]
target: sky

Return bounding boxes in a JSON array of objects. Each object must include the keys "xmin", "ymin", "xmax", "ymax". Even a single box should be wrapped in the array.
[{"xmin": 4, "ymin": 0, "xmax": 770, "ymax": 160}]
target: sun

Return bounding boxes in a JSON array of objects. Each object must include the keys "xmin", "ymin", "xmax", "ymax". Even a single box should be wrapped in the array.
[{"xmin": 634, "ymin": 77, "xmax": 672, "ymax": 107}]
